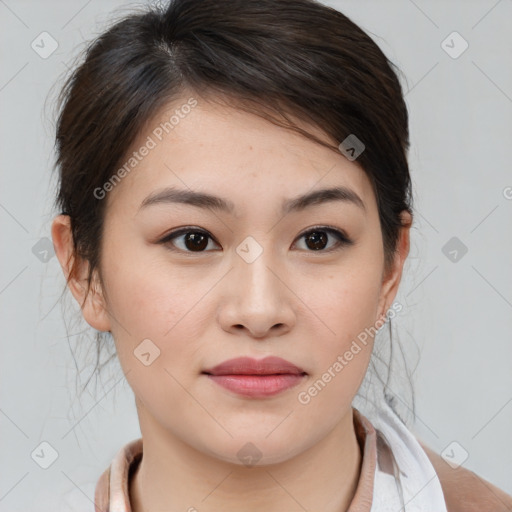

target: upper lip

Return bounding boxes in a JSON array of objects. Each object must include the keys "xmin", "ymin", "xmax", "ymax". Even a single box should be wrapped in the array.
[{"xmin": 203, "ymin": 356, "xmax": 306, "ymax": 376}]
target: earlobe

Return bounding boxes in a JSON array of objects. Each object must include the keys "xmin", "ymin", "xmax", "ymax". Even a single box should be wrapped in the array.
[
  {"xmin": 51, "ymin": 215, "xmax": 111, "ymax": 332},
  {"xmin": 376, "ymin": 211, "xmax": 412, "ymax": 321},
  {"xmin": 82, "ymin": 271, "xmax": 112, "ymax": 333}
]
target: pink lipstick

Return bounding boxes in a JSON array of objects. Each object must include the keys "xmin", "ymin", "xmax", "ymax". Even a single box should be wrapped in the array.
[{"xmin": 202, "ymin": 356, "xmax": 307, "ymax": 398}]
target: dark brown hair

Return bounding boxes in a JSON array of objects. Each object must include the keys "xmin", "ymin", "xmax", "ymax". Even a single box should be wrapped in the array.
[{"xmin": 53, "ymin": 0, "xmax": 414, "ymax": 411}]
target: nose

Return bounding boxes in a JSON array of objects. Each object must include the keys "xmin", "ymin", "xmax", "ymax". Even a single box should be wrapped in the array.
[{"xmin": 217, "ymin": 244, "xmax": 296, "ymax": 339}]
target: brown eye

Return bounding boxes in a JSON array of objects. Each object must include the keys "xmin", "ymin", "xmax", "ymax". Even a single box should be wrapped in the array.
[
  {"xmin": 160, "ymin": 228, "xmax": 219, "ymax": 253},
  {"xmin": 183, "ymin": 232, "xmax": 209, "ymax": 251},
  {"xmin": 304, "ymin": 231, "xmax": 328, "ymax": 250},
  {"xmin": 294, "ymin": 227, "xmax": 353, "ymax": 252}
]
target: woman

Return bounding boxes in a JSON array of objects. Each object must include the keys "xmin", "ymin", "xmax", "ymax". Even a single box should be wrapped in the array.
[{"xmin": 50, "ymin": 0, "xmax": 512, "ymax": 510}]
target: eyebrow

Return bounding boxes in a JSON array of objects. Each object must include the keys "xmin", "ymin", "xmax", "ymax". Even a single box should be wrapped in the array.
[{"xmin": 138, "ymin": 185, "xmax": 366, "ymax": 215}]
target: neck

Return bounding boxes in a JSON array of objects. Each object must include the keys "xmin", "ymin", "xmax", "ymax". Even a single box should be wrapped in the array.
[{"xmin": 130, "ymin": 407, "xmax": 362, "ymax": 512}]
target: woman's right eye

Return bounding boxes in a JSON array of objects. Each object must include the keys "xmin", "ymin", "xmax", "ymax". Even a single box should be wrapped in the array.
[{"xmin": 159, "ymin": 228, "xmax": 220, "ymax": 253}]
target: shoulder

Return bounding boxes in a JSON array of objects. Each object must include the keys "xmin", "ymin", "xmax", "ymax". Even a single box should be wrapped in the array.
[{"xmin": 419, "ymin": 441, "xmax": 512, "ymax": 512}]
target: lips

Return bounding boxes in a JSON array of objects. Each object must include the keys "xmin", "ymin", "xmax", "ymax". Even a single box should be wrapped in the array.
[
  {"xmin": 202, "ymin": 356, "xmax": 307, "ymax": 398},
  {"xmin": 202, "ymin": 356, "xmax": 307, "ymax": 376}
]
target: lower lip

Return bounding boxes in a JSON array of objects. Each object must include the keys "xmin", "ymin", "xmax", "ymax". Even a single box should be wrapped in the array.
[{"xmin": 204, "ymin": 373, "xmax": 306, "ymax": 398}]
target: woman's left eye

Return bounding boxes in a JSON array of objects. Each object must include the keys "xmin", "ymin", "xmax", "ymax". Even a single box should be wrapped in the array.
[
  {"xmin": 293, "ymin": 226, "xmax": 354, "ymax": 252},
  {"xmin": 158, "ymin": 226, "xmax": 353, "ymax": 254}
]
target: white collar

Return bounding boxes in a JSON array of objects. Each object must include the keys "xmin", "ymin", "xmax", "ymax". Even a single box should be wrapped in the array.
[{"xmin": 368, "ymin": 399, "xmax": 447, "ymax": 511}]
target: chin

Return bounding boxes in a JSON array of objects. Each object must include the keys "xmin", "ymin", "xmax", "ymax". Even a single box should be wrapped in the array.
[{"xmin": 196, "ymin": 430, "xmax": 308, "ymax": 467}]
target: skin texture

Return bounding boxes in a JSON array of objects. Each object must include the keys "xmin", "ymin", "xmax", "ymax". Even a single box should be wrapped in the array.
[{"xmin": 52, "ymin": 95, "xmax": 411, "ymax": 512}]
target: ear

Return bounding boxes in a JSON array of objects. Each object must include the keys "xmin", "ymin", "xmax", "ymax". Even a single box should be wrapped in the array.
[
  {"xmin": 376, "ymin": 210, "xmax": 412, "ymax": 322},
  {"xmin": 51, "ymin": 214, "xmax": 111, "ymax": 332}
]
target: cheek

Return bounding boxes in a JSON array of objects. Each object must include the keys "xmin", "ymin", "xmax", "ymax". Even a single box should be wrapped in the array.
[
  {"xmin": 296, "ymin": 274, "xmax": 381, "ymax": 415},
  {"xmin": 103, "ymin": 245, "xmax": 204, "ymax": 332},
  {"xmin": 313, "ymin": 266, "xmax": 383, "ymax": 343},
  {"xmin": 103, "ymin": 258, "xmax": 208, "ymax": 418},
  {"xmin": 299, "ymin": 223, "xmax": 384, "ymax": 341},
  {"xmin": 100, "ymin": 246, "xmax": 212, "ymax": 378},
  {"xmin": 300, "ymin": 263, "xmax": 383, "ymax": 391}
]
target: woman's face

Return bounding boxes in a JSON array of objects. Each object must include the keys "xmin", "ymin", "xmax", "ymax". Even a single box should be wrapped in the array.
[{"xmin": 60, "ymin": 95, "xmax": 409, "ymax": 464}]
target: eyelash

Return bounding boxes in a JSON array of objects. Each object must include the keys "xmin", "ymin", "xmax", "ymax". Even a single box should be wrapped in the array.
[{"xmin": 158, "ymin": 225, "xmax": 354, "ymax": 255}]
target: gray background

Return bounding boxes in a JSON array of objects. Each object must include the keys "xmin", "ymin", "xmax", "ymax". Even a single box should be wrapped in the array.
[{"xmin": 1, "ymin": 0, "xmax": 511, "ymax": 509}]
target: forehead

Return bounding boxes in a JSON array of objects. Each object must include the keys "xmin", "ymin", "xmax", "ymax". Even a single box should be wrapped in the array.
[{"xmin": 105, "ymin": 96, "xmax": 376, "ymax": 216}]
